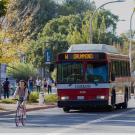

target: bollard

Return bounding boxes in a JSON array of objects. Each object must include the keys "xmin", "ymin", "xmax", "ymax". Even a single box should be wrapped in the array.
[{"xmin": 39, "ymin": 92, "xmax": 45, "ymax": 105}]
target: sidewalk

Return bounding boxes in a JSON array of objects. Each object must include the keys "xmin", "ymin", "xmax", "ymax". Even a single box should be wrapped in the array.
[{"xmin": 0, "ymin": 103, "xmax": 57, "ymax": 116}]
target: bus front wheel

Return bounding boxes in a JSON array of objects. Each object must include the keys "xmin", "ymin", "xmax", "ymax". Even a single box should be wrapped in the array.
[
  {"xmin": 122, "ymin": 91, "xmax": 128, "ymax": 109},
  {"xmin": 63, "ymin": 107, "xmax": 70, "ymax": 113},
  {"xmin": 111, "ymin": 90, "xmax": 116, "ymax": 110}
]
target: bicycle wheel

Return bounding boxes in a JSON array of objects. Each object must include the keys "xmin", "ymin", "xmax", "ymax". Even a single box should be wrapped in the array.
[
  {"xmin": 15, "ymin": 109, "xmax": 20, "ymax": 127},
  {"xmin": 21, "ymin": 108, "xmax": 26, "ymax": 126}
]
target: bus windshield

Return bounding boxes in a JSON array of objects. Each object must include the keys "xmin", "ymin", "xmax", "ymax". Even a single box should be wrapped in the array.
[
  {"xmin": 85, "ymin": 63, "xmax": 108, "ymax": 83},
  {"xmin": 58, "ymin": 62, "xmax": 83, "ymax": 83},
  {"xmin": 57, "ymin": 62, "xmax": 108, "ymax": 83}
]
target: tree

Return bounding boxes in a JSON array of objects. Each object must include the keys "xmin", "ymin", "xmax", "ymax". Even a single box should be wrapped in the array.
[
  {"xmin": 6, "ymin": 0, "xmax": 58, "ymax": 41},
  {"xmin": 26, "ymin": 9, "xmax": 123, "ymax": 68},
  {"xmin": 0, "ymin": 0, "xmax": 8, "ymax": 17},
  {"xmin": 40, "ymin": 9, "xmax": 119, "ymax": 45},
  {"xmin": 7, "ymin": 63, "xmax": 37, "ymax": 81},
  {"xmin": 58, "ymin": 0, "xmax": 96, "ymax": 16},
  {"xmin": 5, "ymin": 0, "xmax": 96, "ymax": 41}
]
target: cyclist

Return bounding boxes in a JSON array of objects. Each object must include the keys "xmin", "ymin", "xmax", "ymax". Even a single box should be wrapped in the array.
[{"xmin": 13, "ymin": 80, "xmax": 28, "ymax": 118}]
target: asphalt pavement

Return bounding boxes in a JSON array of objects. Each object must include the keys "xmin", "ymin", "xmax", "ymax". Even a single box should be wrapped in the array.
[{"xmin": 0, "ymin": 96, "xmax": 135, "ymax": 134}]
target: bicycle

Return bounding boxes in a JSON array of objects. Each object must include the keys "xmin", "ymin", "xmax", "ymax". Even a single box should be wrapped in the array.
[{"xmin": 14, "ymin": 98, "xmax": 26, "ymax": 127}]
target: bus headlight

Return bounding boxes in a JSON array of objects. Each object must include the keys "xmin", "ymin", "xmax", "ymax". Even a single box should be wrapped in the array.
[
  {"xmin": 96, "ymin": 96, "xmax": 106, "ymax": 100},
  {"xmin": 61, "ymin": 96, "xmax": 69, "ymax": 100}
]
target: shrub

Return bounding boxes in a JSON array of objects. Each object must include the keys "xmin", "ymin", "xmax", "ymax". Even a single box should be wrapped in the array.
[
  {"xmin": 28, "ymin": 91, "xmax": 39, "ymax": 103},
  {"xmin": 0, "ymin": 99, "xmax": 16, "ymax": 104},
  {"xmin": 45, "ymin": 94, "xmax": 58, "ymax": 104}
]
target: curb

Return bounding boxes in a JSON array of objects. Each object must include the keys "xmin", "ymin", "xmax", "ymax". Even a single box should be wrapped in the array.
[{"xmin": 0, "ymin": 104, "xmax": 57, "ymax": 116}]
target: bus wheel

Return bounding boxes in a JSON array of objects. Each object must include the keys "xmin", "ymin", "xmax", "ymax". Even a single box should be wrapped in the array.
[
  {"xmin": 116, "ymin": 104, "xmax": 121, "ymax": 109},
  {"xmin": 63, "ymin": 107, "xmax": 70, "ymax": 113},
  {"xmin": 111, "ymin": 90, "xmax": 116, "ymax": 110},
  {"xmin": 122, "ymin": 91, "xmax": 128, "ymax": 109},
  {"xmin": 122, "ymin": 100, "xmax": 127, "ymax": 109}
]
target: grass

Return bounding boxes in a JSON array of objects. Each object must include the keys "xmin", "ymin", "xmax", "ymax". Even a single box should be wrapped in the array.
[{"xmin": 0, "ymin": 99, "xmax": 16, "ymax": 104}]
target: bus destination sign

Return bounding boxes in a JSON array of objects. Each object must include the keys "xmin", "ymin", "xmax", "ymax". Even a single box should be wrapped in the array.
[
  {"xmin": 65, "ymin": 53, "xmax": 94, "ymax": 60},
  {"xmin": 58, "ymin": 53, "xmax": 106, "ymax": 61}
]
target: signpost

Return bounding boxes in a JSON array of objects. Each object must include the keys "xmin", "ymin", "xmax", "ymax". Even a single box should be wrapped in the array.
[{"xmin": 45, "ymin": 48, "xmax": 52, "ymax": 64}]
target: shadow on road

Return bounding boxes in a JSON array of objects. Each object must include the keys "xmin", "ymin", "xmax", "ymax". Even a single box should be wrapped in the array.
[{"xmin": 0, "ymin": 107, "xmax": 135, "ymax": 129}]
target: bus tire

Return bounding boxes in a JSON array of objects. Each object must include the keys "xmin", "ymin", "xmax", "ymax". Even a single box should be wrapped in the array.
[
  {"xmin": 122, "ymin": 90, "xmax": 128, "ymax": 109},
  {"xmin": 111, "ymin": 90, "xmax": 116, "ymax": 110},
  {"xmin": 116, "ymin": 104, "xmax": 121, "ymax": 109},
  {"xmin": 63, "ymin": 107, "xmax": 70, "ymax": 113}
]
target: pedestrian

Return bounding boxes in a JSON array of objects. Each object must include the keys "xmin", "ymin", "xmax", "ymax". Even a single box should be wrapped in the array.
[
  {"xmin": 28, "ymin": 77, "xmax": 34, "ymax": 93},
  {"xmin": 36, "ymin": 77, "xmax": 41, "ymax": 92},
  {"xmin": 43, "ymin": 78, "xmax": 47, "ymax": 93},
  {"xmin": 47, "ymin": 77, "xmax": 52, "ymax": 94},
  {"xmin": 2, "ymin": 78, "xmax": 10, "ymax": 99}
]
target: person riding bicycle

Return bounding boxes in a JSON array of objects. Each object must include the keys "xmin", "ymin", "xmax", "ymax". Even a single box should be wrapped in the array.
[{"xmin": 13, "ymin": 80, "xmax": 28, "ymax": 118}]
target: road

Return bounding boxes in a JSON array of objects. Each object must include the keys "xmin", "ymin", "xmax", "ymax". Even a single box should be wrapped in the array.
[{"xmin": 1, "ymin": 97, "xmax": 135, "ymax": 134}]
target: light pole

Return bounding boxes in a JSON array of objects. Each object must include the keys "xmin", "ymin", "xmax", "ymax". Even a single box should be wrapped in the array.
[
  {"xmin": 0, "ymin": 48, "xmax": 2, "ymax": 99},
  {"xmin": 129, "ymin": 8, "xmax": 135, "ymax": 72},
  {"xmin": 89, "ymin": 0, "xmax": 126, "ymax": 44}
]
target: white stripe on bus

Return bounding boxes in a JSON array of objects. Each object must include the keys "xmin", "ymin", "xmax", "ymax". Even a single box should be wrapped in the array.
[{"xmin": 57, "ymin": 82, "xmax": 130, "ymax": 89}]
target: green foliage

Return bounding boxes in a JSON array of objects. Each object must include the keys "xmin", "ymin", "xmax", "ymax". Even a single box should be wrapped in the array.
[
  {"xmin": 7, "ymin": 63, "xmax": 37, "ymax": 81},
  {"xmin": 51, "ymin": 68, "xmax": 57, "ymax": 81},
  {"xmin": 6, "ymin": 0, "xmax": 58, "ymax": 40},
  {"xmin": 41, "ymin": 9, "xmax": 119, "ymax": 45},
  {"xmin": 26, "ymin": 40, "xmax": 69, "ymax": 68},
  {"xmin": 28, "ymin": 92, "xmax": 57, "ymax": 104},
  {"xmin": 6, "ymin": 0, "xmax": 95, "ymax": 41},
  {"xmin": 26, "ymin": 9, "xmax": 123, "ymax": 67},
  {"xmin": 58, "ymin": 0, "xmax": 95, "ymax": 16},
  {"xmin": 28, "ymin": 92, "xmax": 39, "ymax": 103},
  {"xmin": 0, "ymin": 0, "xmax": 8, "ymax": 17},
  {"xmin": 0, "ymin": 99, "xmax": 16, "ymax": 104},
  {"xmin": 45, "ymin": 94, "xmax": 58, "ymax": 104}
]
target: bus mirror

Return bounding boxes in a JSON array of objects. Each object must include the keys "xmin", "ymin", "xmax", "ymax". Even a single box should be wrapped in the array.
[{"xmin": 111, "ymin": 73, "xmax": 115, "ymax": 81}]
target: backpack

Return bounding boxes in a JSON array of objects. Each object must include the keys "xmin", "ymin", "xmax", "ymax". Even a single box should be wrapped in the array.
[{"xmin": 3, "ymin": 81, "xmax": 9, "ymax": 90}]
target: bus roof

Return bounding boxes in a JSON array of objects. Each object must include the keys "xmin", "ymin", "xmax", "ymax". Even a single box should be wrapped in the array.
[{"xmin": 67, "ymin": 44, "xmax": 119, "ymax": 54}]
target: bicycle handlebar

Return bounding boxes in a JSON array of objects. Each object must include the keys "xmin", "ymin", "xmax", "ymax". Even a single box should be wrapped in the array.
[{"xmin": 13, "ymin": 98, "xmax": 24, "ymax": 102}]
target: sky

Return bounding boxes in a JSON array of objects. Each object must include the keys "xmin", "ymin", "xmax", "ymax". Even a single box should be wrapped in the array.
[{"xmin": 93, "ymin": 0, "xmax": 135, "ymax": 35}]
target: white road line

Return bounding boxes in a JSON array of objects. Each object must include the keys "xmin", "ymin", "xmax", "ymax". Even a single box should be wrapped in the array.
[
  {"xmin": 105, "ymin": 119, "xmax": 135, "ymax": 123},
  {"xmin": 45, "ymin": 133, "xmax": 134, "ymax": 135},
  {"xmin": 0, "ymin": 117, "xmax": 14, "ymax": 120}
]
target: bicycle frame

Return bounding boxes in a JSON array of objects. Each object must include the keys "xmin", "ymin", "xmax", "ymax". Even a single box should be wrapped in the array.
[{"xmin": 15, "ymin": 100, "xmax": 26, "ymax": 127}]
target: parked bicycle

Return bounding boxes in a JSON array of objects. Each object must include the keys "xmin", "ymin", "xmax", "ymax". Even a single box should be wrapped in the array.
[{"xmin": 14, "ymin": 97, "xmax": 26, "ymax": 127}]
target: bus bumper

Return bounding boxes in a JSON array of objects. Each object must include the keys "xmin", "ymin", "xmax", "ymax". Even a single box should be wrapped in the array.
[{"xmin": 58, "ymin": 100, "xmax": 108, "ymax": 108}]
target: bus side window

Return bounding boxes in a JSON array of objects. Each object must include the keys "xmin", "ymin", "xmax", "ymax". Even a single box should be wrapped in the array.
[
  {"xmin": 110, "ymin": 61, "xmax": 115, "ymax": 81},
  {"xmin": 111, "ymin": 72, "xmax": 115, "ymax": 81}
]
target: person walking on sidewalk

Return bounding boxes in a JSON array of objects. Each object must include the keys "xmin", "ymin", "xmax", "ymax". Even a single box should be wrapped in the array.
[
  {"xmin": 13, "ymin": 80, "xmax": 28, "ymax": 118},
  {"xmin": 3, "ymin": 78, "xmax": 10, "ymax": 99},
  {"xmin": 28, "ymin": 77, "xmax": 34, "ymax": 93},
  {"xmin": 36, "ymin": 77, "xmax": 41, "ymax": 92},
  {"xmin": 47, "ymin": 77, "xmax": 52, "ymax": 94}
]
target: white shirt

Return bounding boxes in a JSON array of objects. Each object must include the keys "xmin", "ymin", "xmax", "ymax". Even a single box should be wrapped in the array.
[
  {"xmin": 47, "ymin": 79, "xmax": 52, "ymax": 86},
  {"xmin": 36, "ymin": 79, "xmax": 41, "ymax": 86}
]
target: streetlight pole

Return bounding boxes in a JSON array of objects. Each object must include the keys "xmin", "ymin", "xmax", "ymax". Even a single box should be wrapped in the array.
[
  {"xmin": 0, "ymin": 49, "xmax": 2, "ymax": 99},
  {"xmin": 89, "ymin": 0, "xmax": 125, "ymax": 44},
  {"xmin": 129, "ymin": 8, "xmax": 135, "ymax": 72}
]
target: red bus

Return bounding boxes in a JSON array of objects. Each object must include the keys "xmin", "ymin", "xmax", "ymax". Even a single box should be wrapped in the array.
[{"xmin": 57, "ymin": 44, "xmax": 131, "ymax": 112}]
